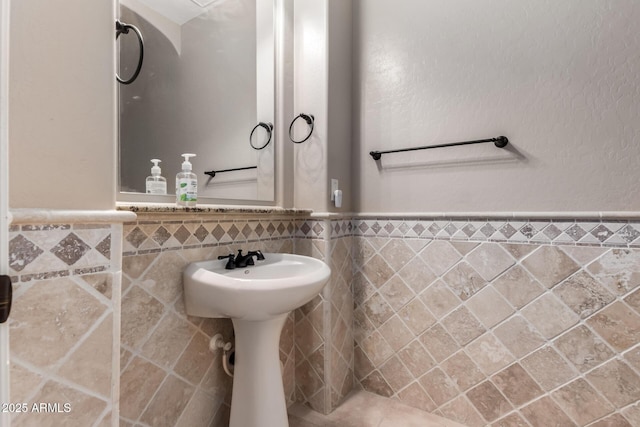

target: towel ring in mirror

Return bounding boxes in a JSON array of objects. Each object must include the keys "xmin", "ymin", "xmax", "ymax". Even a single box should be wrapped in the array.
[
  {"xmin": 116, "ymin": 20, "xmax": 144, "ymax": 85},
  {"xmin": 250, "ymin": 122, "xmax": 274, "ymax": 150}
]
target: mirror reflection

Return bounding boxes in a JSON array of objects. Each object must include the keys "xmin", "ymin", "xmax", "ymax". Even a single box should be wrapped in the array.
[{"xmin": 118, "ymin": 0, "xmax": 275, "ymax": 202}]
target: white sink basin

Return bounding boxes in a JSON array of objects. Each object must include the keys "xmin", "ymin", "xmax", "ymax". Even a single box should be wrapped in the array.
[
  {"xmin": 183, "ymin": 252, "xmax": 331, "ymax": 427},
  {"xmin": 183, "ymin": 252, "xmax": 331, "ymax": 321}
]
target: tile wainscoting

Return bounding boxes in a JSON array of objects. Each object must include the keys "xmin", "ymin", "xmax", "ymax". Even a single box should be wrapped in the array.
[
  {"xmin": 351, "ymin": 217, "xmax": 640, "ymax": 427},
  {"xmin": 7, "ymin": 210, "xmax": 640, "ymax": 427},
  {"xmin": 7, "ymin": 214, "xmax": 130, "ymax": 427}
]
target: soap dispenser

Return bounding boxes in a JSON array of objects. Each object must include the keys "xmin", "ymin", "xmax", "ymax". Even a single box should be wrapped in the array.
[
  {"xmin": 146, "ymin": 159, "xmax": 167, "ymax": 195},
  {"xmin": 176, "ymin": 153, "xmax": 197, "ymax": 207}
]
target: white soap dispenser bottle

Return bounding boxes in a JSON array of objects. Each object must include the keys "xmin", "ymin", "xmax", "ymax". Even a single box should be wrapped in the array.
[
  {"xmin": 176, "ymin": 153, "xmax": 197, "ymax": 207},
  {"xmin": 146, "ymin": 159, "xmax": 167, "ymax": 195}
]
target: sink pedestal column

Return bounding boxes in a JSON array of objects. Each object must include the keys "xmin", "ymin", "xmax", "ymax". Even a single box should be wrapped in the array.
[{"xmin": 230, "ymin": 313, "xmax": 289, "ymax": 427}]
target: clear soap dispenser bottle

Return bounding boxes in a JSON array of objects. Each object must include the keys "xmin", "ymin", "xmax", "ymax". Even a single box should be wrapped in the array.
[
  {"xmin": 146, "ymin": 159, "xmax": 167, "ymax": 195},
  {"xmin": 176, "ymin": 153, "xmax": 197, "ymax": 207}
]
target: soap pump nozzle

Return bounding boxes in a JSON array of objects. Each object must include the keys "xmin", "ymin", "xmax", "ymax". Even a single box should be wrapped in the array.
[
  {"xmin": 181, "ymin": 153, "xmax": 196, "ymax": 171},
  {"xmin": 150, "ymin": 159, "xmax": 162, "ymax": 176}
]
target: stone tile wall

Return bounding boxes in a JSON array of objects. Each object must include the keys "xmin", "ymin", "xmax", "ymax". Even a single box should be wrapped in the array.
[
  {"xmin": 119, "ymin": 214, "xmax": 297, "ymax": 426},
  {"xmin": 7, "ymin": 222, "xmax": 122, "ymax": 427},
  {"xmin": 294, "ymin": 219, "xmax": 354, "ymax": 414},
  {"xmin": 353, "ymin": 217, "xmax": 640, "ymax": 427}
]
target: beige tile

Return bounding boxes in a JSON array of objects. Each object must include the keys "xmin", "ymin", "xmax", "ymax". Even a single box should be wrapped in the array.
[
  {"xmin": 397, "ymin": 382, "xmax": 437, "ymax": 413},
  {"xmin": 56, "ymin": 314, "xmax": 113, "ymax": 398},
  {"xmin": 466, "ymin": 287, "xmax": 514, "ymax": 328},
  {"xmin": 175, "ymin": 389, "xmax": 217, "ymax": 427},
  {"xmin": 492, "ymin": 363, "xmax": 542, "ymax": 407},
  {"xmin": 141, "ymin": 311, "xmax": 197, "ymax": 369},
  {"xmin": 9, "ymin": 362, "xmax": 43, "ymax": 403},
  {"xmin": 81, "ymin": 272, "xmax": 113, "ymax": 300},
  {"xmin": 520, "ymin": 396, "xmax": 574, "ymax": 427},
  {"xmin": 420, "ymin": 279, "xmax": 461, "ymax": 318},
  {"xmin": 440, "ymin": 351, "xmax": 484, "ymax": 392},
  {"xmin": 437, "ymin": 395, "xmax": 486, "ymax": 427},
  {"xmin": 360, "ymin": 370, "xmax": 394, "ymax": 398},
  {"xmin": 361, "ymin": 254, "xmax": 395, "ymax": 288},
  {"xmin": 442, "ymin": 262, "xmax": 487, "ymax": 301},
  {"xmin": 200, "ymin": 351, "xmax": 233, "ymax": 402},
  {"xmin": 493, "ymin": 265, "xmax": 545, "ymax": 309},
  {"xmin": 379, "ymin": 356, "xmax": 414, "ymax": 393},
  {"xmin": 587, "ymin": 301, "xmax": 640, "ymax": 352},
  {"xmin": 120, "ymin": 285, "xmax": 165, "ymax": 348},
  {"xmin": 625, "ymin": 288, "xmax": 640, "ymax": 314},
  {"xmin": 378, "ymin": 276, "xmax": 415, "ymax": 311},
  {"xmin": 354, "ymin": 345, "xmax": 375, "ymax": 381},
  {"xmin": 521, "ymin": 293, "xmax": 579, "ymax": 339},
  {"xmin": 502, "ymin": 243, "xmax": 537, "ymax": 260},
  {"xmin": 493, "ymin": 315, "xmax": 546, "ymax": 358},
  {"xmin": 560, "ymin": 246, "xmax": 607, "ymax": 265},
  {"xmin": 139, "ymin": 251, "xmax": 187, "ymax": 304},
  {"xmin": 140, "ymin": 375, "xmax": 195, "ymax": 426},
  {"xmin": 122, "ymin": 253, "xmax": 158, "ymax": 279},
  {"xmin": 622, "ymin": 403, "xmax": 640, "ymax": 426},
  {"xmin": 398, "ymin": 339, "xmax": 436, "ymax": 378},
  {"xmin": 586, "ymin": 359, "xmax": 640, "ymax": 407},
  {"xmin": 587, "ymin": 248, "xmax": 640, "ymax": 296},
  {"xmin": 449, "ymin": 241, "xmax": 480, "ymax": 256},
  {"xmin": 554, "ymin": 325, "xmax": 615, "ymax": 373},
  {"xmin": 13, "ymin": 380, "xmax": 107, "ymax": 427},
  {"xmin": 419, "ymin": 367, "xmax": 458, "ymax": 406},
  {"xmin": 466, "ymin": 244, "xmax": 515, "ymax": 281},
  {"xmin": 380, "ymin": 239, "xmax": 416, "ymax": 271},
  {"xmin": 521, "ymin": 346, "xmax": 577, "ymax": 391},
  {"xmin": 10, "ymin": 278, "xmax": 106, "ymax": 368},
  {"xmin": 551, "ymin": 378, "xmax": 614, "ymax": 425},
  {"xmin": 398, "ymin": 257, "xmax": 438, "ymax": 294},
  {"xmin": 419, "ymin": 324, "xmax": 460, "ymax": 362},
  {"xmin": 295, "ymin": 317, "xmax": 325, "ymax": 356},
  {"xmin": 353, "ymin": 237, "xmax": 377, "ymax": 266},
  {"xmin": 398, "ymin": 297, "xmax": 436, "ymax": 335},
  {"xmin": 360, "ymin": 330, "xmax": 394, "ymax": 367},
  {"xmin": 466, "ymin": 381, "xmax": 512, "ymax": 423},
  {"xmin": 420, "ymin": 240, "xmax": 463, "ymax": 276},
  {"xmin": 490, "ymin": 412, "xmax": 530, "ymax": 427},
  {"xmin": 465, "ymin": 333, "xmax": 515, "ymax": 376},
  {"xmin": 588, "ymin": 413, "xmax": 633, "ymax": 427},
  {"xmin": 119, "ymin": 356, "xmax": 166, "ymax": 420},
  {"xmin": 441, "ymin": 306, "xmax": 485, "ymax": 346},
  {"xmin": 174, "ymin": 331, "xmax": 214, "ymax": 385},
  {"xmin": 553, "ymin": 271, "xmax": 615, "ymax": 318},
  {"xmin": 297, "ymin": 359, "xmax": 325, "ymax": 402},
  {"xmin": 362, "ymin": 292, "xmax": 394, "ymax": 328},
  {"xmin": 521, "ymin": 246, "xmax": 579, "ymax": 289},
  {"xmin": 378, "ymin": 315, "xmax": 414, "ymax": 352}
]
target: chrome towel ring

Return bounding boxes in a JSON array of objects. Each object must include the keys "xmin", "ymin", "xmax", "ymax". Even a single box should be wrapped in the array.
[
  {"xmin": 116, "ymin": 20, "xmax": 144, "ymax": 85},
  {"xmin": 288, "ymin": 113, "xmax": 314, "ymax": 144},
  {"xmin": 250, "ymin": 122, "xmax": 274, "ymax": 150}
]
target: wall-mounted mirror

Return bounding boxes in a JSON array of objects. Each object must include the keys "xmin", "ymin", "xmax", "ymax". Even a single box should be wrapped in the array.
[{"xmin": 118, "ymin": 0, "xmax": 275, "ymax": 202}]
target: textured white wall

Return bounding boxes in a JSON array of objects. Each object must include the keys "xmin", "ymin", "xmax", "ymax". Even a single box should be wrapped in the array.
[
  {"xmin": 9, "ymin": 0, "xmax": 116, "ymax": 210},
  {"xmin": 352, "ymin": 0, "xmax": 640, "ymax": 213}
]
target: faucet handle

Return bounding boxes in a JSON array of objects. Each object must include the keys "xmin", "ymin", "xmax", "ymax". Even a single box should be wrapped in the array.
[
  {"xmin": 248, "ymin": 250, "xmax": 265, "ymax": 260},
  {"xmin": 218, "ymin": 254, "xmax": 236, "ymax": 270}
]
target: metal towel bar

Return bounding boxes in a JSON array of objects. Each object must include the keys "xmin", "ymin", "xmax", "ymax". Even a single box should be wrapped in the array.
[{"xmin": 369, "ymin": 136, "xmax": 509, "ymax": 161}]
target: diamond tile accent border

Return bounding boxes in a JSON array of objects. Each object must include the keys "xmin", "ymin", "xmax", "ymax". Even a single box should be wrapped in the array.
[
  {"xmin": 9, "ymin": 224, "xmax": 114, "ymax": 282},
  {"xmin": 353, "ymin": 218, "xmax": 640, "ymax": 248},
  {"xmin": 123, "ymin": 217, "xmax": 298, "ymax": 255}
]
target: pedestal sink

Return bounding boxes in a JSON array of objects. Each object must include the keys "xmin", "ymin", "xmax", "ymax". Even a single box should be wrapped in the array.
[{"xmin": 183, "ymin": 253, "xmax": 331, "ymax": 427}]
